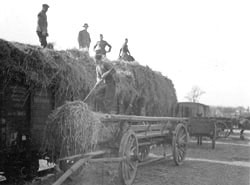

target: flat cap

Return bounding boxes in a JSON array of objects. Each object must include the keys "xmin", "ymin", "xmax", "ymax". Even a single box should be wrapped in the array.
[{"xmin": 42, "ymin": 4, "xmax": 49, "ymax": 8}]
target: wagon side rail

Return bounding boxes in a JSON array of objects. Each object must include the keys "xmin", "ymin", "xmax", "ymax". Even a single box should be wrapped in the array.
[{"xmin": 95, "ymin": 113, "xmax": 189, "ymax": 123}]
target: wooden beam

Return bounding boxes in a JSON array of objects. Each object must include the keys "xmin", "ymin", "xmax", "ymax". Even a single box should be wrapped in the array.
[
  {"xmin": 94, "ymin": 112, "xmax": 188, "ymax": 123},
  {"xmin": 138, "ymin": 154, "xmax": 172, "ymax": 166},
  {"xmin": 89, "ymin": 157, "xmax": 124, "ymax": 163},
  {"xmin": 57, "ymin": 150, "xmax": 105, "ymax": 162},
  {"xmin": 52, "ymin": 156, "xmax": 92, "ymax": 185}
]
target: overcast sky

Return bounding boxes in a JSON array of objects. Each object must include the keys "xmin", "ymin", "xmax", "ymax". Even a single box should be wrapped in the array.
[{"xmin": 0, "ymin": 0, "xmax": 249, "ymax": 107}]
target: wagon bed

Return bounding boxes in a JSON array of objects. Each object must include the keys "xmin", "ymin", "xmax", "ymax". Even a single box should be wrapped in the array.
[{"xmin": 55, "ymin": 113, "xmax": 189, "ymax": 185}]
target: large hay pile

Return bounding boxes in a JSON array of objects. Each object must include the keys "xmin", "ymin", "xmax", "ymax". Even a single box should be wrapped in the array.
[
  {"xmin": 111, "ymin": 61, "xmax": 177, "ymax": 116},
  {"xmin": 0, "ymin": 38, "xmax": 177, "ymax": 116},
  {"xmin": 0, "ymin": 38, "xmax": 178, "ymax": 159},
  {"xmin": 41, "ymin": 101, "xmax": 102, "ymax": 160},
  {"xmin": 0, "ymin": 39, "xmax": 95, "ymax": 105}
]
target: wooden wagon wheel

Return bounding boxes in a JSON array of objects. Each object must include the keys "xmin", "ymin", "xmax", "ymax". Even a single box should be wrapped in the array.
[
  {"xmin": 119, "ymin": 130, "xmax": 138, "ymax": 185},
  {"xmin": 172, "ymin": 123, "xmax": 188, "ymax": 166},
  {"xmin": 137, "ymin": 145, "xmax": 150, "ymax": 162},
  {"xmin": 216, "ymin": 121, "xmax": 230, "ymax": 138}
]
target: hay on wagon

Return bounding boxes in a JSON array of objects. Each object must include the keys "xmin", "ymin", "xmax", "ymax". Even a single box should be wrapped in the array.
[
  {"xmin": 0, "ymin": 39, "xmax": 178, "ymax": 158},
  {"xmin": 0, "ymin": 38, "xmax": 177, "ymax": 116},
  {"xmin": 40, "ymin": 101, "xmax": 104, "ymax": 161}
]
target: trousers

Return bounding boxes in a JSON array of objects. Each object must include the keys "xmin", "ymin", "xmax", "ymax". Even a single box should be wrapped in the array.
[
  {"xmin": 37, "ymin": 31, "xmax": 47, "ymax": 48},
  {"xmin": 95, "ymin": 81, "xmax": 116, "ymax": 113}
]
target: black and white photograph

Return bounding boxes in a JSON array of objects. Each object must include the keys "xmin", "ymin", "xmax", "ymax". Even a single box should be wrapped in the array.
[{"xmin": 0, "ymin": 0, "xmax": 250, "ymax": 185}]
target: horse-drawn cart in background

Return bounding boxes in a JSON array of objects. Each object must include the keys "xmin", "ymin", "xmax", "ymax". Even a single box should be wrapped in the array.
[
  {"xmin": 173, "ymin": 102, "xmax": 235, "ymax": 149},
  {"xmin": 187, "ymin": 117, "xmax": 234, "ymax": 149},
  {"xmin": 53, "ymin": 113, "xmax": 189, "ymax": 185}
]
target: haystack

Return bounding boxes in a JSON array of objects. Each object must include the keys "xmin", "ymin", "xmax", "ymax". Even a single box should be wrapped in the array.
[
  {"xmin": 111, "ymin": 61, "xmax": 177, "ymax": 116},
  {"xmin": 0, "ymin": 39, "xmax": 96, "ymax": 106},
  {"xmin": 41, "ymin": 101, "xmax": 102, "ymax": 160},
  {"xmin": 0, "ymin": 39, "xmax": 177, "ymax": 155},
  {"xmin": 0, "ymin": 38, "xmax": 177, "ymax": 116}
]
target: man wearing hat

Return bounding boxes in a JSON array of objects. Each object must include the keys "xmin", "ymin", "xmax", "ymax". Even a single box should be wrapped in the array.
[
  {"xmin": 36, "ymin": 4, "xmax": 49, "ymax": 48},
  {"xmin": 78, "ymin": 23, "xmax": 91, "ymax": 51}
]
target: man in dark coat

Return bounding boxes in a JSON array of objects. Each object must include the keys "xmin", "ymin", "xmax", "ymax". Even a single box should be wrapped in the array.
[
  {"xmin": 36, "ymin": 4, "xmax": 49, "ymax": 48},
  {"xmin": 78, "ymin": 23, "xmax": 91, "ymax": 51}
]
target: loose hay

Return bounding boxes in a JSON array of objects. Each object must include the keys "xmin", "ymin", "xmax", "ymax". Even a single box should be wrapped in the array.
[
  {"xmin": 0, "ymin": 38, "xmax": 177, "ymax": 116},
  {"xmin": 0, "ymin": 39, "xmax": 96, "ymax": 105},
  {"xmin": 41, "ymin": 101, "xmax": 102, "ymax": 161}
]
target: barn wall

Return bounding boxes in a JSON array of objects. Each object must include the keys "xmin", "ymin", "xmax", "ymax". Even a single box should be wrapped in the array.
[
  {"xmin": 0, "ymin": 81, "xmax": 30, "ymax": 149},
  {"xmin": 30, "ymin": 89, "xmax": 53, "ymax": 148}
]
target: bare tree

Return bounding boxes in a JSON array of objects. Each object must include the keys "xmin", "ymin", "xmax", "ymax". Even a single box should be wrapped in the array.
[{"xmin": 185, "ymin": 86, "xmax": 205, "ymax": 103}]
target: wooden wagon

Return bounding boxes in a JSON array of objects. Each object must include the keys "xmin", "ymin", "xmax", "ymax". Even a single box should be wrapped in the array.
[
  {"xmin": 172, "ymin": 102, "xmax": 233, "ymax": 149},
  {"xmin": 187, "ymin": 117, "xmax": 234, "ymax": 149},
  {"xmin": 187, "ymin": 117, "xmax": 217, "ymax": 149},
  {"xmin": 213, "ymin": 116, "xmax": 250, "ymax": 140},
  {"xmin": 54, "ymin": 113, "xmax": 189, "ymax": 185},
  {"xmin": 211, "ymin": 117, "xmax": 235, "ymax": 137}
]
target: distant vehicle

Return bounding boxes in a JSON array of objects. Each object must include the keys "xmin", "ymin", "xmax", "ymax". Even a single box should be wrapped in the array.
[
  {"xmin": 172, "ymin": 102, "xmax": 210, "ymax": 118},
  {"xmin": 172, "ymin": 102, "xmax": 235, "ymax": 148}
]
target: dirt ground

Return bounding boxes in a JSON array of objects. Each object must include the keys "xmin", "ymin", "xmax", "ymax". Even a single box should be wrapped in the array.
[{"xmin": 30, "ymin": 130, "xmax": 250, "ymax": 185}]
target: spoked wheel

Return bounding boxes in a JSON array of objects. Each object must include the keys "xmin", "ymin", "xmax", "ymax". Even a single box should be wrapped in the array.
[
  {"xmin": 172, "ymin": 123, "xmax": 188, "ymax": 165},
  {"xmin": 137, "ymin": 145, "xmax": 150, "ymax": 162},
  {"xmin": 119, "ymin": 130, "xmax": 138, "ymax": 185},
  {"xmin": 216, "ymin": 121, "xmax": 230, "ymax": 138}
]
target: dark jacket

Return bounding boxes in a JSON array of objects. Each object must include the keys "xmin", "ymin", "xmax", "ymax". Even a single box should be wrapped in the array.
[{"xmin": 37, "ymin": 10, "xmax": 48, "ymax": 33}]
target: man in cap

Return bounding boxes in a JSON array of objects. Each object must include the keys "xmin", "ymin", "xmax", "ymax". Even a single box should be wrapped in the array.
[
  {"xmin": 93, "ymin": 34, "xmax": 112, "ymax": 56},
  {"xmin": 36, "ymin": 4, "xmax": 49, "ymax": 48},
  {"xmin": 78, "ymin": 23, "xmax": 91, "ymax": 51}
]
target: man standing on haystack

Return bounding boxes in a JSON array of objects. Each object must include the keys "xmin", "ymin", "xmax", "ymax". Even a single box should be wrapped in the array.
[
  {"xmin": 93, "ymin": 34, "xmax": 112, "ymax": 57},
  {"xmin": 36, "ymin": 4, "xmax": 49, "ymax": 48},
  {"xmin": 94, "ymin": 54, "xmax": 116, "ymax": 113},
  {"xmin": 78, "ymin": 23, "xmax": 91, "ymax": 51}
]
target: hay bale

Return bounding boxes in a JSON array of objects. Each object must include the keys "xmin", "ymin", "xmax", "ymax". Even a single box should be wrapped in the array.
[{"xmin": 41, "ymin": 101, "xmax": 102, "ymax": 160}]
